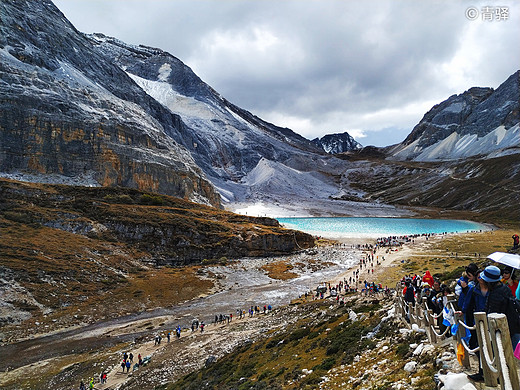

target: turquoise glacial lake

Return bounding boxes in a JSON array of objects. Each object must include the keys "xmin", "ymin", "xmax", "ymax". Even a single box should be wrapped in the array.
[{"xmin": 276, "ymin": 217, "xmax": 489, "ymax": 239}]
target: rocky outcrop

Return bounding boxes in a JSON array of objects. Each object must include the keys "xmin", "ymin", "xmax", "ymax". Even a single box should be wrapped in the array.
[
  {"xmin": 312, "ymin": 131, "xmax": 362, "ymax": 154},
  {"xmin": 0, "ymin": 0, "xmax": 220, "ymax": 207},
  {"xmin": 0, "ymin": 179, "xmax": 315, "ymax": 266}
]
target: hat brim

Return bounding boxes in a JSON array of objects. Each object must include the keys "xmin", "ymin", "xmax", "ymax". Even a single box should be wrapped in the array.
[{"xmin": 479, "ymin": 274, "xmax": 501, "ymax": 283}]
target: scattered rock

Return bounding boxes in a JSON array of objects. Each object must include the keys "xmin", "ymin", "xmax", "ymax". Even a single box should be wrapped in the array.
[
  {"xmin": 205, "ymin": 356, "xmax": 217, "ymax": 367},
  {"xmin": 403, "ymin": 361, "xmax": 417, "ymax": 372},
  {"xmin": 412, "ymin": 343, "xmax": 424, "ymax": 356}
]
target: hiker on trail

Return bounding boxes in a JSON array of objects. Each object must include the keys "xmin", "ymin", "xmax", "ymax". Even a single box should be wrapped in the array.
[
  {"xmin": 123, "ymin": 352, "xmax": 128, "ymax": 361},
  {"xmin": 200, "ymin": 321, "xmax": 205, "ymax": 333},
  {"xmin": 422, "ymin": 270, "xmax": 434, "ymax": 287},
  {"xmin": 121, "ymin": 360, "xmax": 126, "ymax": 372},
  {"xmin": 427, "ymin": 279, "xmax": 446, "ymax": 332},
  {"xmin": 126, "ymin": 360, "xmax": 131, "ymax": 372},
  {"xmin": 89, "ymin": 378, "xmax": 94, "ymax": 389},
  {"xmin": 79, "ymin": 380, "xmax": 86, "ymax": 390},
  {"xmin": 129, "ymin": 352, "xmax": 133, "ymax": 363},
  {"xmin": 176, "ymin": 326, "xmax": 181, "ymax": 338},
  {"xmin": 482, "ymin": 265, "xmax": 520, "ymax": 349},
  {"xmin": 167, "ymin": 331, "xmax": 171, "ymax": 342},
  {"xmin": 419, "ymin": 282, "xmax": 431, "ymax": 300},
  {"xmin": 513, "ymin": 234, "xmax": 519, "ymax": 249},
  {"xmin": 465, "ymin": 268, "xmax": 488, "ymax": 382},
  {"xmin": 457, "ymin": 264, "xmax": 478, "ymax": 313},
  {"xmin": 138, "ymin": 353, "xmax": 143, "ymax": 366},
  {"xmin": 501, "ymin": 266, "xmax": 519, "ymax": 296},
  {"xmin": 403, "ymin": 279, "xmax": 415, "ymax": 306}
]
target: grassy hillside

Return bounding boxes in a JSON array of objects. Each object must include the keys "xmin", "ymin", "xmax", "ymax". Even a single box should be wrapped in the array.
[
  {"xmin": 164, "ymin": 298, "xmax": 436, "ymax": 390},
  {"xmin": 341, "ymin": 153, "xmax": 520, "ymax": 224},
  {"xmin": 0, "ymin": 178, "xmax": 314, "ymax": 342}
]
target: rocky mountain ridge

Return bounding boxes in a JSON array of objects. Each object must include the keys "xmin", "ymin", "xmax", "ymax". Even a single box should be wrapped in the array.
[
  {"xmin": 87, "ymin": 33, "xmax": 337, "ymax": 204},
  {"xmin": 388, "ymin": 70, "xmax": 520, "ymax": 161},
  {"xmin": 1, "ymin": 0, "xmax": 519, "ymax": 218}
]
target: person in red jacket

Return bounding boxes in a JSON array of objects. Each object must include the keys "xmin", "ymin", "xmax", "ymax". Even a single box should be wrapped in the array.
[
  {"xmin": 422, "ymin": 270, "xmax": 434, "ymax": 287},
  {"xmin": 501, "ymin": 267, "xmax": 519, "ymax": 296}
]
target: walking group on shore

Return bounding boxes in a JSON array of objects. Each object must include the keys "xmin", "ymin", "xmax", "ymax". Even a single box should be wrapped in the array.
[{"xmin": 400, "ymin": 261, "xmax": 520, "ymax": 382}]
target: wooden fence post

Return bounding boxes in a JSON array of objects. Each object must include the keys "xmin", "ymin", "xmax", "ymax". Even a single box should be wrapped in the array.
[
  {"xmin": 407, "ymin": 302, "xmax": 414, "ymax": 326},
  {"xmin": 427, "ymin": 308, "xmax": 438, "ymax": 344},
  {"xmin": 421, "ymin": 297, "xmax": 434, "ymax": 343},
  {"xmin": 453, "ymin": 310, "xmax": 471, "ymax": 369},
  {"xmin": 474, "ymin": 312, "xmax": 499, "ymax": 387},
  {"xmin": 487, "ymin": 313, "xmax": 520, "ymax": 390}
]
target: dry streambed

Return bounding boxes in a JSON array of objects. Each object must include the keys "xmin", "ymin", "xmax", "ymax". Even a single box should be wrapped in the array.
[{"xmin": 0, "ymin": 245, "xmax": 362, "ymax": 389}]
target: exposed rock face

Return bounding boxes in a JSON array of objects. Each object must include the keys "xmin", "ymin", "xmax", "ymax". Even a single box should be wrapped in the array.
[
  {"xmin": 312, "ymin": 132, "xmax": 362, "ymax": 154},
  {"xmin": 389, "ymin": 71, "xmax": 520, "ymax": 161},
  {"xmin": 88, "ymin": 34, "xmax": 325, "ymax": 193},
  {"xmin": 0, "ymin": 0, "xmax": 220, "ymax": 207},
  {"xmin": 0, "ymin": 179, "xmax": 314, "ymax": 266}
]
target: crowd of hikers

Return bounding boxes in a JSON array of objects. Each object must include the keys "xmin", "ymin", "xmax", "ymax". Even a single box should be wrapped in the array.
[
  {"xmin": 401, "ymin": 262, "xmax": 520, "ymax": 382},
  {"xmin": 77, "ymin": 232, "xmax": 516, "ymax": 388}
]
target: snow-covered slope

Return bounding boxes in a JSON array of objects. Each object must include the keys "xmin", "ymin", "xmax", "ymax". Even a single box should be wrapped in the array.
[
  {"xmin": 393, "ymin": 124, "xmax": 520, "ymax": 161},
  {"xmin": 89, "ymin": 34, "xmax": 349, "ymax": 208},
  {"xmin": 389, "ymin": 71, "xmax": 520, "ymax": 161}
]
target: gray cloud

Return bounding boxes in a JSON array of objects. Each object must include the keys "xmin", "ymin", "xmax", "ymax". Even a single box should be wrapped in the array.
[{"xmin": 55, "ymin": 0, "xmax": 520, "ymax": 146}]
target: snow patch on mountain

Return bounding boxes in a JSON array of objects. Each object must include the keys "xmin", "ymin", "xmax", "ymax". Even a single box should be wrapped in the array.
[
  {"xmin": 127, "ymin": 73, "xmax": 266, "ymax": 149},
  {"xmin": 158, "ymin": 63, "xmax": 171, "ymax": 82},
  {"xmin": 393, "ymin": 124, "xmax": 520, "ymax": 161}
]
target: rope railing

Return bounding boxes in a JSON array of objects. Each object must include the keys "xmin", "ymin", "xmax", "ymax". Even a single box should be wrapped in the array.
[
  {"xmin": 460, "ymin": 337, "xmax": 479, "ymax": 354},
  {"xmin": 394, "ymin": 289, "xmax": 519, "ymax": 390},
  {"xmin": 430, "ymin": 323, "xmax": 452, "ymax": 338},
  {"xmin": 495, "ymin": 333, "xmax": 513, "ymax": 390},
  {"xmin": 479, "ymin": 322, "xmax": 497, "ymax": 371}
]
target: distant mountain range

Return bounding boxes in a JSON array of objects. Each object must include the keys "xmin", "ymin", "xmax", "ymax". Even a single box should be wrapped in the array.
[
  {"xmin": 387, "ymin": 71, "xmax": 519, "ymax": 161},
  {"xmin": 1, "ymin": 0, "xmax": 518, "ymax": 217}
]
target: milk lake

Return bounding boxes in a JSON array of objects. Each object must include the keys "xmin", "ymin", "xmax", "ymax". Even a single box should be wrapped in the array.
[{"xmin": 276, "ymin": 217, "xmax": 489, "ymax": 239}]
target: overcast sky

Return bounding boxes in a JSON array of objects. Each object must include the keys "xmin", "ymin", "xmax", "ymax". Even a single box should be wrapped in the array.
[{"xmin": 54, "ymin": 0, "xmax": 520, "ymax": 147}]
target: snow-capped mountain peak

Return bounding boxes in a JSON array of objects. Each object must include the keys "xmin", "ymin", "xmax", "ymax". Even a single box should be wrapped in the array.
[{"xmin": 312, "ymin": 132, "xmax": 362, "ymax": 154}]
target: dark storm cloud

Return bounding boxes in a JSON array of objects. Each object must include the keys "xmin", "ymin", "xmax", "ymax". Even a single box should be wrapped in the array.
[{"xmin": 54, "ymin": 0, "xmax": 520, "ymax": 146}]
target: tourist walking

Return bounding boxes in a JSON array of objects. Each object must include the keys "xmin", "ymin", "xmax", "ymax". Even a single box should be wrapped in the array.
[{"xmin": 483, "ymin": 265, "xmax": 520, "ymax": 348}]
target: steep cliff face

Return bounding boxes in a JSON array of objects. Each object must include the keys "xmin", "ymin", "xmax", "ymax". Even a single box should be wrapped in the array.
[
  {"xmin": 389, "ymin": 71, "xmax": 520, "ymax": 161},
  {"xmin": 0, "ymin": 179, "xmax": 314, "ymax": 265},
  {"xmin": 0, "ymin": 0, "xmax": 220, "ymax": 207}
]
